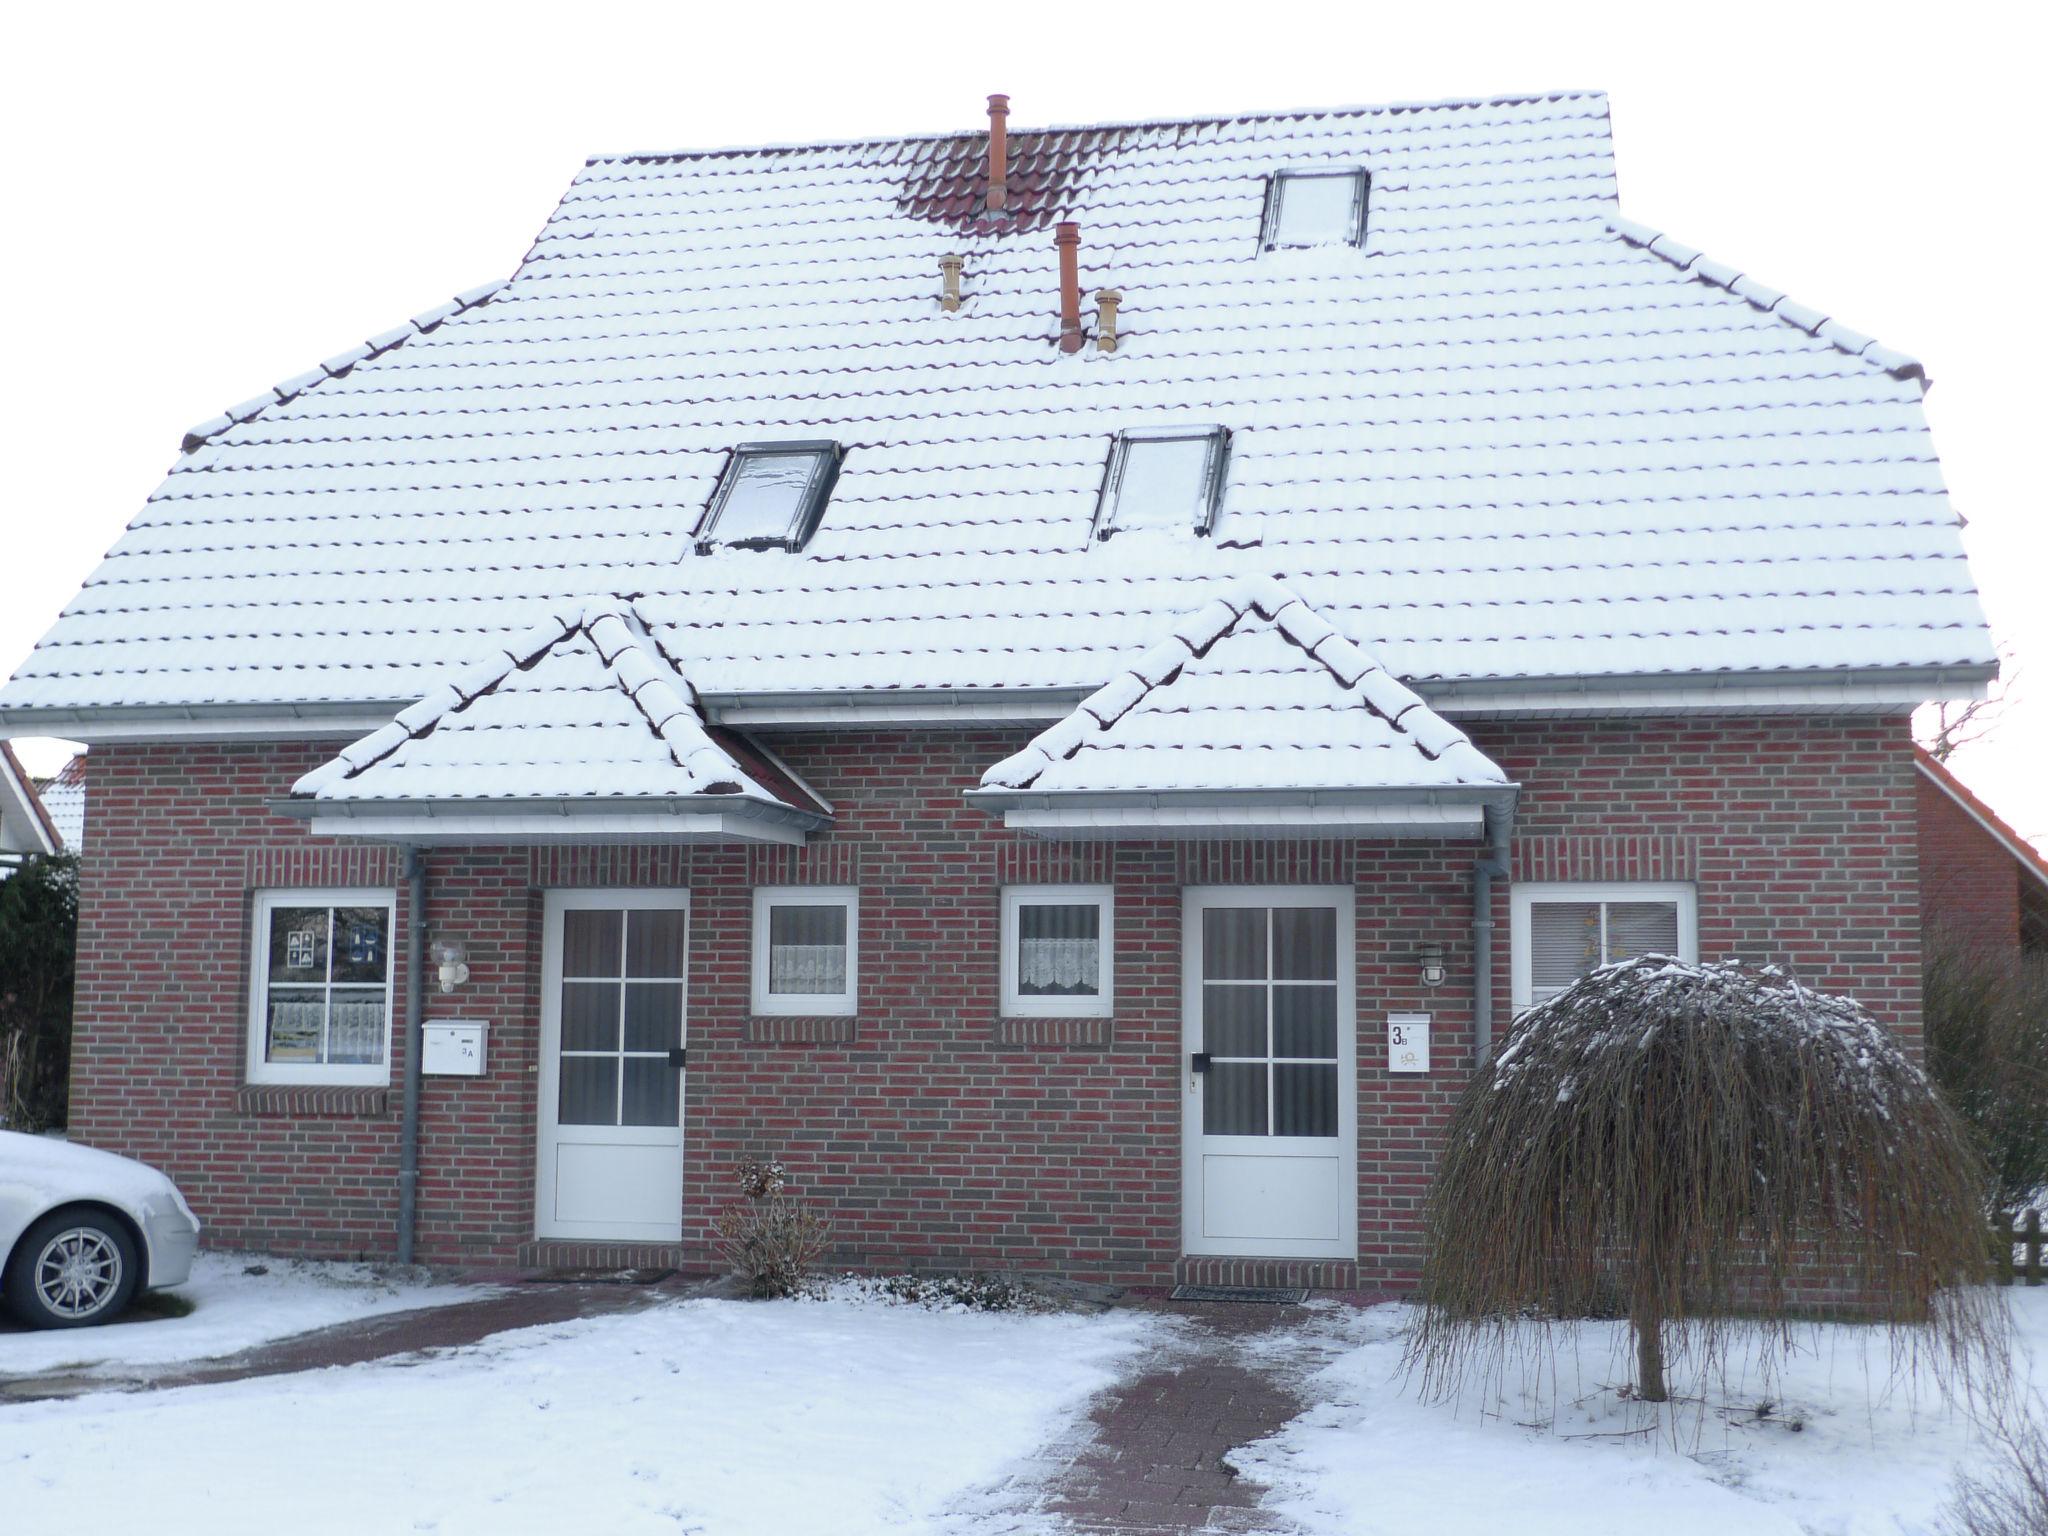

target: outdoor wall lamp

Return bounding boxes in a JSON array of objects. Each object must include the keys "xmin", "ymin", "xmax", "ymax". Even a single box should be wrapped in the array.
[
  {"xmin": 1416, "ymin": 942, "xmax": 1447, "ymax": 988},
  {"xmin": 429, "ymin": 937, "xmax": 470, "ymax": 994}
]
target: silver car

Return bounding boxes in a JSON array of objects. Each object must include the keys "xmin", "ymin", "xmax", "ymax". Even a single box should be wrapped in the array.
[{"xmin": 0, "ymin": 1129, "xmax": 200, "ymax": 1328}]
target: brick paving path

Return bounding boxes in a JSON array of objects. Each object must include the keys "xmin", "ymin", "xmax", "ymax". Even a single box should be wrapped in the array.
[
  {"xmin": 0, "ymin": 1273, "xmax": 705, "ymax": 1402},
  {"xmin": 1030, "ymin": 1301, "xmax": 1338, "ymax": 1536}
]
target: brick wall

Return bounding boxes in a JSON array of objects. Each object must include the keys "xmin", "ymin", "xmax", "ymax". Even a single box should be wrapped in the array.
[
  {"xmin": 69, "ymin": 713, "xmax": 1922, "ymax": 1289},
  {"xmin": 1917, "ymin": 767, "xmax": 2023, "ymax": 955}
]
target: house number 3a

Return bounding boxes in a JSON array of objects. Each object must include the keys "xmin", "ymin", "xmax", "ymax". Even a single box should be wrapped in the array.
[{"xmin": 1388, "ymin": 1013, "xmax": 1431, "ymax": 1074}]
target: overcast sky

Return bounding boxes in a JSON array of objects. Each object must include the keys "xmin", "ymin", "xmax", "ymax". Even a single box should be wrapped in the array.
[{"xmin": 4, "ymin": 2, "xmax": 2041, "ymax": 844}]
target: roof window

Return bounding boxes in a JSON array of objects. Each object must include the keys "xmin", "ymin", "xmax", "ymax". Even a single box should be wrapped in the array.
[
  {"xmin": 696, "ymin": 441, "xmax": 843, "ymax": 552},
  {"xmin": 1094, "ymin": 427, "xmax": 1231, "ymax": 540},
  {"xmin": 1262, "ymin": 168, "xmax": 1369, "ymax": 250}
]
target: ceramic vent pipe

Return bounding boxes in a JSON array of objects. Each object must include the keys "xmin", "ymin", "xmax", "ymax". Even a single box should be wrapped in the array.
[
  {"xmin": 1095, "ymin": 289, "xmax": 1122, "ymax": 354},
  {"xmin": 1057, "ymin": 223, "xmax": 1084, "ymax": 353},
  {"xmin": 939, "ymin": 254, "xmax": 964, "ymax": 311},
  {"xmin": 986, "ymin": 94, "xmax": 1009, "ymax": 212}
]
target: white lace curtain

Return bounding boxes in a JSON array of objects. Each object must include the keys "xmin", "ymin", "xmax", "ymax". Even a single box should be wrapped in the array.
[
  {"xmin": 770, "ymin": 943, "xmax": 846, "ymax": 994},
  {"xmin": 1017, "ymin": 902, "xmax": 1102, "ymax": 995}
]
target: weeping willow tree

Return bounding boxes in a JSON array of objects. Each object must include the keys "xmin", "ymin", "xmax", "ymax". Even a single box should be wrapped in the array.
[{"xmin": 1412, "ymin": 957, "xmax": 2002, "ymax": 1406}]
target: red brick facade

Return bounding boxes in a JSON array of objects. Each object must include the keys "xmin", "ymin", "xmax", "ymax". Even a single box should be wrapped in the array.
[
  {"xmin": 1916, "ymin": 756, "xmax": 2047, "ymax": 956},
  {"xmin": 69, "ymin": 714, "xmax": 1923, "ymax": 1289}
]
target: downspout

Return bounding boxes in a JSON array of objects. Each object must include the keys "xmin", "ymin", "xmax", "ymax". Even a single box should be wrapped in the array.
[
  {"xmin": 398, "ymin": 845, "xmax": 426, "ymax": 1264},
  {"xmin": 1471, "ymin": 801, "xmax": 1512, "ymax": 1062}
]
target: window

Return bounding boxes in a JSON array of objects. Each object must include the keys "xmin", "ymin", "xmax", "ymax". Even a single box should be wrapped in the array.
[
  {"xmin": 1093, "ymin": 427, "xmax": 1231, "ymax": 540},
  {"xmin": 1510, "ymin": 882, "xmax": 1697, "ymax": 1011},
  {"xmin": 1001, "ymin": 885, "xmax": 1114, "ymax": 1017},
  {"xmin": 1261, "ymin": 168, "xmax": 1370, "ymax": 250},
  {"xmin": 697, "ymin": 441, "xmax": 843, "ymax": 552},
  {"xmin": 246, "ymin": 889, "xmax": 396, "ymax": 1085},
  {"xmin": 751, "ymin": 887, "xmax": 858, "ymax": 1016}
]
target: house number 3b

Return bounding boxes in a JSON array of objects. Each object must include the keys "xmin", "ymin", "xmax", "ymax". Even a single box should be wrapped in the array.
[{"xmin": 1387, "ymin": 1013, "xmax": 1431, "ymax": 1074}]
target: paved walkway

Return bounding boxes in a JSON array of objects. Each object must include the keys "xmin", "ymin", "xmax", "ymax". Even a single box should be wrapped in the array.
[{"xmin": 0, "ymin": 1273, "xmax": 706, "ymax": 1402}]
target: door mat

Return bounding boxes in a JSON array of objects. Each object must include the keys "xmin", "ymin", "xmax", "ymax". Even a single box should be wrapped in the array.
[{"xmin": 1168, "ymin": 1283, "xmax": 1311, "ymax": 1305}]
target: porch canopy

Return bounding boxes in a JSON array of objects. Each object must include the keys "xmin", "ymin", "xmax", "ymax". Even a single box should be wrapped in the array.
[
  {"xmin": 968, "ymin": 577, "xmax": 1516, "ymax": 839},
  {"xmin": 279, "ymin": 604, "xmax": 829, "ymax": 844}
]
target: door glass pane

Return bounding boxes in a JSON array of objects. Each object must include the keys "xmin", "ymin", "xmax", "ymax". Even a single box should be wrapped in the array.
[
  {"xmin": 1607, "ymin": 902, "xmax": 1680, "ymax": 963},
  {"xmin": 623, "ymin": 983, "xmax": 682, "ymax": 1052},
  {"xmin": 1016, "ymin": 903, "xmax": 1101, "ymax": 996},
  {"xmin": 1272, "ymin": 985, "xmax": 1336, "ymax": 1058},
  {"xmin": 1272, "ymin": 908, "xmax": 1336, "ymax": 980},
  {"xmin": 328, "ymin": 991, "xmax": 387, "ymax": 1064},
  {"xmin": 558, "ymin": 1057, "xmax": 617, "ymax": 1126},
  {"xmin": 1204, "ymin": 1062, "xmax": 1268, "ymax": 1136},
  {"xmin": 626, "ymin": 909, "xmax": 688, "ymax": 979},
  {"xmin": 562, "ymin": 910, "xmax": 623, "ymax": 978},
  {"xmin": 268, "ymin": 907, "xmax": 329, "ymax": 983},
  {"xmin": 561, "ymin": 981, "xmax": 620, "ymax": 1052},
  {"xmin": 621, "ymin": 1058, "xmax": 680, "ymax": 1128},
  {"xmin": 1529, "ymin": 902, "xmax": 1600, "ymax": 1000},
  {"xmin": 1274, "ymin": 1063, "xmax": 1339, "ymax": 1137},
  {"xmin": 1202, "ymin": 984, "xmax": 1267, "ymax": 1057},
  {"xmin": 768, "ymin": 903, "xmax": 848, "ymax": 995},
  {"xmin": 331, "ymin": 908, "xmax": 390, "ymax": 983},
  {"xmin": 1202, "ymin": 908, "xmax": 1267, "ymax": 980},
  {"xmin": 264, "ymin": 989, "xmax": 324, "ymax": 1062}
]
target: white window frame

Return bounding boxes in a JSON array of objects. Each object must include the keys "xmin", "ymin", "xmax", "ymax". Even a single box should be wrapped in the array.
[
  {"xmin": 1260, "ymin": 167, "xmax": 1371, "ymax": 251},
  {"xmin": 245, "ymin": 887, "xmax": 397, "ymax": 1086},
  {"xmin": 751, "ymin": 886, "xmax": 859, "ymax": 1017},
  {"xmin": 1510, "ymin": 881, "xmax": 1698, "ymax": 1012},
  {"xmin": 1000, "ymin": 884, "xmax": 1115, "ymax": 1018},
  {"xmin": 1092, "ymin": 426, "xmax": 1232, "ymax": 541}
]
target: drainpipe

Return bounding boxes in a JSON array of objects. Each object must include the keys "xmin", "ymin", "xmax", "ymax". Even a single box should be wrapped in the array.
[
  {"xmin": 398, "ymin": 845, "xmax": 426, "ymax": 1264},
  {"xmin": 1471, "ymin": 801, "xmax": 1512, "ymax": 1062}
]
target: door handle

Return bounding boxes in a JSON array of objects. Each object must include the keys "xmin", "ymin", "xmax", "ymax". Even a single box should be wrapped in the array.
[
  {"xmin": 668, "ymin": 1047, "xmax": 689, "ymax": 1069},
  {"xmin": 1190, "ymin": 1052, "xmax": 1211, "ymax": 1074}
]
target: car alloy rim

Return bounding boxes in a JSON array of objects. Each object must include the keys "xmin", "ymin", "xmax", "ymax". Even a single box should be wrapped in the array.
[{"xmin": 33, "ymin": 1227, "xmax": 124, "ymax": 1319}]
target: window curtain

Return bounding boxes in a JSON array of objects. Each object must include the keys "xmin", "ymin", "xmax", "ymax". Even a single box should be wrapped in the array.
[
  {"xmin": 1017, "ymin": 903, "xmax": 1101, "ymax": 994},
  {"xmin": 768, "ymin": 904, "xmax": 848, "ymax": 995}
]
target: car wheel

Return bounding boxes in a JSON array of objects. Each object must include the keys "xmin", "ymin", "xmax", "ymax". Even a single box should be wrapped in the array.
[{"xmin": 4, "ymin": 1210, "xmax": 141, "ymax": 1328}]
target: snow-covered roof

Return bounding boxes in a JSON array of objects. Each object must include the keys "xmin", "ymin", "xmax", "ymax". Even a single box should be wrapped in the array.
[
  {"xmin": 979, "ymin": 576, "xmax": 1506, "ymax": 795},
  {"xmin": 0, "ymin": 91, "xmax": 1993, "ymax": 730},
  {"xmin": 285, "ymin": 606, "xmax": 828, "ymax": 841},
  {"xmin": 37, "ymin": 755, "xmax": 85, "ymax": 852}
]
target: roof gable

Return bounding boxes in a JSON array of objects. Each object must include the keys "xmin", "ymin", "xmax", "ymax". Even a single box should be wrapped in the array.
[{"xmin": 982, "ymin": 576, "xmax": 1506, "ymax": 795}]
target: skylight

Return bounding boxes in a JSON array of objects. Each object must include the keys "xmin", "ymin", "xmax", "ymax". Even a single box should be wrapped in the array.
[
  {"xmin": 1262, "ymin": 168, "xmax": 1369, "ymax": 250},
  {"xmin": 696, "ymin": 441, "xmax": 843, "ymax": 552},
  {"xmin": 1094, "ymin": 428, "xmax": 1231, "ymax": 540}
]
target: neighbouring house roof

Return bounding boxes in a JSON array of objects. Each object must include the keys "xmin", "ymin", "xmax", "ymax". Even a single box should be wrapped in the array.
[
  {"xmin": 283, "ymin": 606, "xmax": 828, "ymax": 844},
  {"xmin": 0, "ymin": 90, "xmax": 1994, "ymax": 733},
  {"xmin": 0, "ymin": 743, "xmax": 61, "ymax": 856},
  {"xmin": 37, "ymin": 754, "xmax": 86, "ymax": 852},
  {"xmin": 1914, "ymin": 746, "xmax": 2048, "ymax": 896},
  {"xmin": 971, "ymin": 577, "xmax": 1510, "ymax": 838}
]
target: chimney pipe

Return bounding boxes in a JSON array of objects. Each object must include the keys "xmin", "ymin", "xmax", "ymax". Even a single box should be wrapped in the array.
[
  {"xmin": 986, "ymin": 94, "xmax": 1009, "ymax": 212},
  {"xmin": 1095, "ymin": 289, "xmax": 1122, "ymax": 354},
  {"xmin": 1056, "ymin": 222, "xmax": 1083, "ymax": 353},
  {"xmin": 939, "ymin": 254, "xmax": 964, "ymax": 312}
]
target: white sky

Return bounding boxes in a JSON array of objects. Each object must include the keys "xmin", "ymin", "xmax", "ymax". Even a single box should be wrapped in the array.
[{"xmin": 4, "ymin": 1, "xmax": 2042, "ymax": 844}]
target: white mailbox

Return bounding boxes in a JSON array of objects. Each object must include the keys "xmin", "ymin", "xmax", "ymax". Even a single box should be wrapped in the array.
[
  {"xmin": 422, "ymin": 1020, "xmax": 488, "ymax": 1077},
  {"xmin": 1387, "ymin": 1012, "xmax": 1431, "ymax": 1074}
]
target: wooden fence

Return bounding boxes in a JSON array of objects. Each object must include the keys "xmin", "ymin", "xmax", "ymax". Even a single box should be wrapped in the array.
[{"xmin": 1994, "ymin": 1210, "xmax": 2045, "ymax": 1285}]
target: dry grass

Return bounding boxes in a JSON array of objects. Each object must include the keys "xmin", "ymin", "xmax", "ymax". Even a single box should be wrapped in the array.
[{"xmin": 1411, "ymin": 957, "xmax": 2005, "ymax": 1408}]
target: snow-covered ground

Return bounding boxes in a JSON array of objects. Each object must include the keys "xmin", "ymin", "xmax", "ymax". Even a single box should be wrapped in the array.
[
  {"xmin": 0, "ymin": 1291, "xmax": 1158, "ymax": 1536},
  {"xmin": 0, "ymin": 1250, "xmax": 493, "ymax": 1377},
  {"xmin": 1233, "ymin": 1287, "xmax": 2048, "ymax": 1536}
]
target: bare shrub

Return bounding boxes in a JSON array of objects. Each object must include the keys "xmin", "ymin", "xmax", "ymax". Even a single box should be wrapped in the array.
[
  {"xmin": 713, "ymin": 1159, "xmax": 830, "ymax": 1298},
  {"xmin": 1944, "ymin": 1394, "xmax": 2048, "ymax": 1536},
  {"xmin": 1925, "ymin": 930, "xmax": 2048, "ymax": 1217},
  {"xmin": 1412, "ymin": 957, "xmax": 2004, "ymax": 1408}
]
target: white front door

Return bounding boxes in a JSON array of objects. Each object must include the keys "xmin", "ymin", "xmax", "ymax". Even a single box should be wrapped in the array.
[
  {"xmin": 536, "ymin": 890, "xmax": 690, "ymax": 1242},
  {"xmin": 1182, "ymin": 886, "xmax": 1357, "ymax": 1259}
]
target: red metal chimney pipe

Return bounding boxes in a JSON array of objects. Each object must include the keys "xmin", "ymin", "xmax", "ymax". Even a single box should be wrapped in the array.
[
  {"xmin": 1056, "ymin": 222, "xmax": 1083, "ymax": 353},
  {"xmin": 986, "ymin": 94, "xmax": 1009, "ymax": 213}
]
